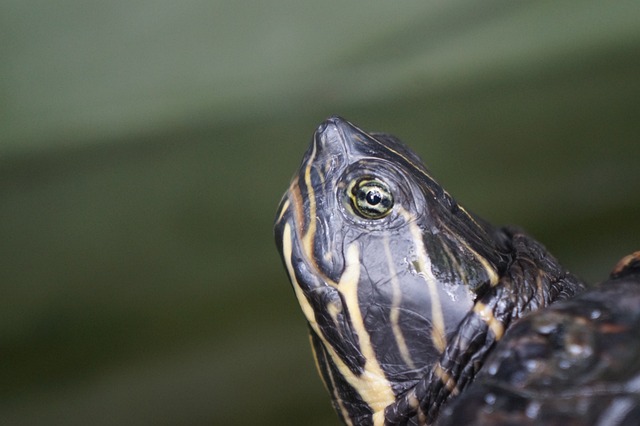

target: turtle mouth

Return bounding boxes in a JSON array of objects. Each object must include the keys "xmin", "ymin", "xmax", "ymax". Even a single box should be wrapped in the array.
[
  {"xmin": 274, "ymin": 117, "xmax": 379, "ymax": 377},
  {"xmin": 274, "ymin": 116, "xmax": 361, "ymax": 282},
  {"xmin": 274, "ymin": 182, "xmax": 369, "ymax": 369},
  {"xmin": 274, "ymin": 136, "xmax": 336, "ymax": 327},
  {"xmin": 276, "ymin": 189, "xmax": 400, "ymax": 420}
]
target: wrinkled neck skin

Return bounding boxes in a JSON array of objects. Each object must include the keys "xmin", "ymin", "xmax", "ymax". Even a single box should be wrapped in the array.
[{"xmin": 384, "ymin": 226, "xmax": 584, "ymax": 426}]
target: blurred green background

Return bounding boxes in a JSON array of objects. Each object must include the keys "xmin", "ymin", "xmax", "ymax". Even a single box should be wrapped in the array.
[{"xmin": 1, "ymin": 1, "xmax": 639, "ymax": 425}]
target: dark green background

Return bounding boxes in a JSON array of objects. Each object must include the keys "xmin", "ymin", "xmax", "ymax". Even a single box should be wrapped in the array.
[{"xmin": 2, "ymin": 2, "xmax": 639, "ymax": 425}]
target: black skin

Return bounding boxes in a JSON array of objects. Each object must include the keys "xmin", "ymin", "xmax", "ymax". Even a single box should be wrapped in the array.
[
  {"xmin": 276, "ymin": 117, "xmax": 639, "ymax": 425},
  {"xmin": 437, "ymin": 254, "xmax": 640, "ymax": 426},
  {"xmin": 385, "ymin": 227, "xmax": 584, "ymax": 425}
]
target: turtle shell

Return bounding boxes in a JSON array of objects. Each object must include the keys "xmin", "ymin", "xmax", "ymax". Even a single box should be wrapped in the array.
[{"xmin": 438, "ymin": 253, "xmax": 640, "ymax": 426}]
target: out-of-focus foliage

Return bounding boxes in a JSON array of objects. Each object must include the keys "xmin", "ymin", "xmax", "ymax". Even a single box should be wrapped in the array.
[{"xmin": 1, "ymin": 1, "xmax": 639, "ymax": 425}]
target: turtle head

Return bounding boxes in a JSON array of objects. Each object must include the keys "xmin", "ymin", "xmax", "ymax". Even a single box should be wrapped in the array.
[{"xmin": 274, "ymin": 116, "xmax": 509, "ymax": 424}]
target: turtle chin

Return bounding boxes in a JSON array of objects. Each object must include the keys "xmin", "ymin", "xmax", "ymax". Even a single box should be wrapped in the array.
[{"xmin": 280, "ymin": 222, "xmax": 370, "ymax": 379}]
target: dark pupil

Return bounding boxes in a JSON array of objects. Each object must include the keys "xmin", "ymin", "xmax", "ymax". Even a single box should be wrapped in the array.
[{"xmin": 366, "ymin": 190, "xmax": 382, "ymax": 205}]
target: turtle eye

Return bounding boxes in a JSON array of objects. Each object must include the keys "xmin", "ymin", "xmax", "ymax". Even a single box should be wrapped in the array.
[{"xmin": 349, "ymin": 178, "xmax": 394, "ymax": 219}]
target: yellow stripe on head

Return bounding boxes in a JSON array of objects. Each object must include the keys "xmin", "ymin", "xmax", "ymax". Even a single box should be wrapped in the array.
[
  {"xmin": 383, "ymin": 236, "xmax": 416, "ymax": 370},
  {"xmin": 301, "ymin": 139, "xmax": 318, "ymax": 264},
  {"xmin": 398, "ymin": 206, "xmax": 447, "ymax": 353},
  {"xmin": 284, "ymin": 222, "xmax": 395, "ymax": 424}
]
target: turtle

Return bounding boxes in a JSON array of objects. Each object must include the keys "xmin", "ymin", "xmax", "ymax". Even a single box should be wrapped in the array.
[{"xmin": 273, "ymin": 116, "xmax": 640, "ymax": 426}]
